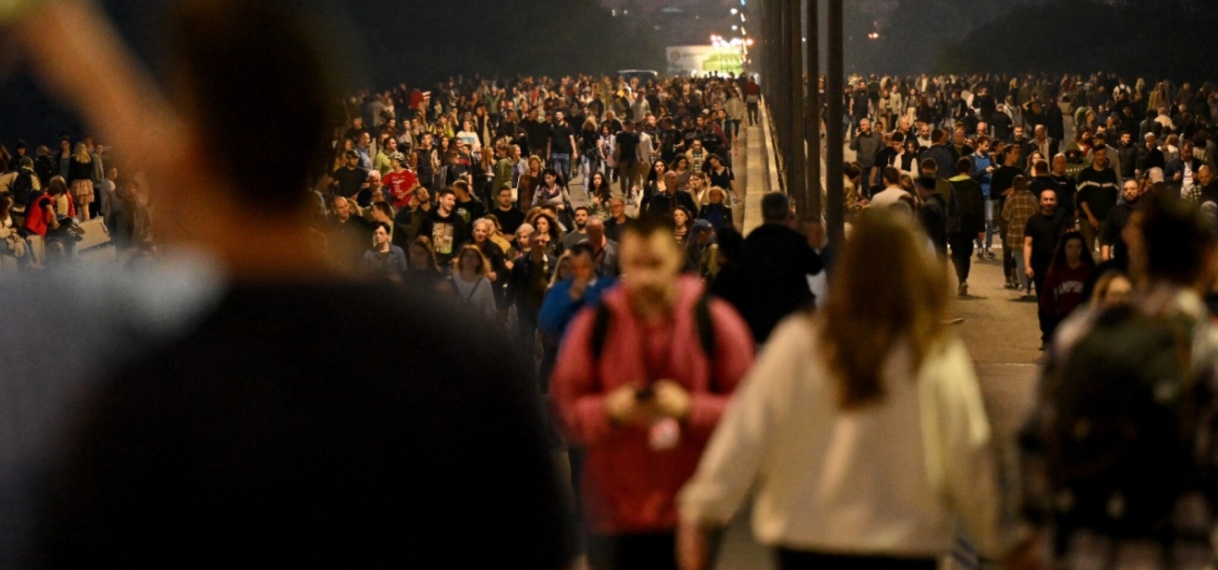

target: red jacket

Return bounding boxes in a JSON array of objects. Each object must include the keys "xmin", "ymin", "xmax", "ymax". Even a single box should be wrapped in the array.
[{"xmin": 552, "ymin": 276, "xmax": 754, "ymax": 533}]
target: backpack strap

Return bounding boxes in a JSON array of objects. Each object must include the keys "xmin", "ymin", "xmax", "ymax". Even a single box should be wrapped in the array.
[
  {"xmin": 590, "ymin": 293, "xmax": 716, "ymax": 366},
  {"xmin": 589, "ymin": 301, "xmax": 613, "ymax": 361},
  {"xmin": 695, "ymin": 293, "xmax": 716, "ymax": 363}
]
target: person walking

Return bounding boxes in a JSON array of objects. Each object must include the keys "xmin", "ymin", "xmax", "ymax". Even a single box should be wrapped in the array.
[
  {"xmin": 738, "ymin": 193, "xmax": 824, "ymax": 344},
  {"xmin": 677, "ymin": 210, "xmax": 1010, "ymax": 570},
  {"xmin": 551, "ymin": 216, "xmax": 754, "ymax": 570}
]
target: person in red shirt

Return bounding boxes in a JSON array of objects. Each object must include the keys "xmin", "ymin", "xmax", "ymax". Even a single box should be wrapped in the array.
[
  {"xmin": 1040, "ymin": 230, "xmax": 1096, "ymax": 342},
  {"xmin": 551, "ymin": 216, "xmax": 754, "ymax": 570},
  {"xmin": 382, "ymin": 152, "xmax": 419, "ymax": 210},
  {"xmin": 22, "ymin": 175, "xmax": 71, "ymax": 238}
]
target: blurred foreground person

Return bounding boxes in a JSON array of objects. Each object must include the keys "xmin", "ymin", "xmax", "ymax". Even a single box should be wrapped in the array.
[
  {"xmin": 677, "ymin": 210, "xmax": 1011, "ymax": 570},
  {"xmin": 1017, "ymin": 193, "xmax": 1218, "ymax": 570},
  {"xmin": 552, "ymin": 216, "xmax": 754, "ymax": 570},
  {"xmin": 11, "ymin": 1, "xmax": 573, "ymax": 568}
]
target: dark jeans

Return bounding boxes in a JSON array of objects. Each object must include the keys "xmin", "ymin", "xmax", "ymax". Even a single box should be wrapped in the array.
[
  {"xmin": 1032, "ymin": 268, "xmax": 1049, "ymax": 342},
  {"xmin": 747, "ymin": 101, "xmax": 759, "ymax": 125},
  {"xmin": 775, "ymin": 549, "xmax": 937, "ymax": 570},
  {"xmin": 587, "ymin": 532, "xmax": 676, "ymax": 570},
  {"xmin": 949, "ymin": 233, "xmax": 975, "ymax": 284}
]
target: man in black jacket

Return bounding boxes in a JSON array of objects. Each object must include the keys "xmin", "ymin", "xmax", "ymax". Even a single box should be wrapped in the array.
[
  {"xmin": 948, "ymin": 157, "xmax": 986, "ymax": 296},
  {"xmin": 739, "ymin": 193, "xmax": 823, "ymax": 344}
]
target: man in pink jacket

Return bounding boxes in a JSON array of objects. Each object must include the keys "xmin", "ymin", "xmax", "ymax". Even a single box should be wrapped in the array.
[{"xmin": 552, "ymin": 215, "xmax": 754, "ymax": 570}]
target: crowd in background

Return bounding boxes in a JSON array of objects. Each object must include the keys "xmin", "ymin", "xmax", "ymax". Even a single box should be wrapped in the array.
[{"xmin": 840, "ymin": 71, "xmax": 1218, "ymax": 348}]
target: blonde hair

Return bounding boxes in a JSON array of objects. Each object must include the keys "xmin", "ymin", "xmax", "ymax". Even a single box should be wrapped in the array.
[
  {"xmin": 74, "ymin": 143, "xmax": 92, "ymax": 164},
  {"xmin": 818, "ymin": 209, "xmax": 949, "ymax": 410}
]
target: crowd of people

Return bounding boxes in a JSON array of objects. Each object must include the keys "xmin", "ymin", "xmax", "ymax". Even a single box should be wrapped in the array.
[
  {"xmin": 6, "ymin": 1, "xmax": 1218, "ymax": 568},
  {"xmin": 842, "ymin": 71, "xmax": 1218, "ymax": 347}
]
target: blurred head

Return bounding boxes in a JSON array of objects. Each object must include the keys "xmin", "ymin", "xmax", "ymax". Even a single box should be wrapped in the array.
[
  {"xmin": 620, "ymin": 215, "xmax": 683, "ymax": 317},
  {"xmin": 1092, "ymin": 270, "xmax": 1132, "ymax": 308},
  {"xmin": 1124, "ymin": 192, "xmax": 1217, "ymax": 288},
  {"xmin": 567, "ymin": 243, "xmax": 597, "ymax": 281},
  {"xmin": 586, "ymin": 216, "xmax": 605, "ymax": 243},
  {"xmin": 162, "ymin": 0, "xmax": 342, "ymax": 230}
]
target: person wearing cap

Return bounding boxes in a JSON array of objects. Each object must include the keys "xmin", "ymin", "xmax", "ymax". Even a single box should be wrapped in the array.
[
  {"xmin": 324, "ymin": 149, "xmax": 368, "ymax": 199},
  {"xmin": 382, "ymin": 151, "xmax": 419, "ymax": 210}
]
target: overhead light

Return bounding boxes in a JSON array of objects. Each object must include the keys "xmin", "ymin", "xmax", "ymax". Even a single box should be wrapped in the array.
[
  {"xmin": 731, "ymin": 25, "xmax": 738, "ymax": 30},
  {"xmin": 730, "ymin": 8, "xmax": 738, "ymax": 14}
]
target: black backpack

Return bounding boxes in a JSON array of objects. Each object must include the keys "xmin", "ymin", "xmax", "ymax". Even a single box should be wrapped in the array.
[
  {"xmin": 589, "ymin": 294, "xmax": 716, "ymax": 363},
  {"xmin": 1038, "ymin": 304, "xmax": 1213, "ymax": 537},
  {"xmin": 10, "ymin": 170, "xmax": 34, "ymax": 207}
]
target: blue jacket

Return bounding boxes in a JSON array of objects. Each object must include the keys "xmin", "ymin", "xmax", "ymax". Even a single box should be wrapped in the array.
[{"xmin": 537, "ymin": 277, "xmax": 618, "ymax": 338}]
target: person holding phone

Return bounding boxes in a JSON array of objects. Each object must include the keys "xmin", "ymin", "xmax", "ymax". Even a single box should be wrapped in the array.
[{"xmin": 551, "ymin": 216, "xmax": 754, "ymax": 570}]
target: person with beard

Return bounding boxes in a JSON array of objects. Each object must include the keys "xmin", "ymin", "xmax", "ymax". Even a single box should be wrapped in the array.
[
  {"xmin": 1023, "ymin": 188, "xmax": 1073, "ymax": 345},
  {"xmin": 551, "ymin": 217, "xmax": 753, "ymax": 570},
  {"xmin": 1100, "ymin": 179, "xmax": 1144, "ymax": 269}
]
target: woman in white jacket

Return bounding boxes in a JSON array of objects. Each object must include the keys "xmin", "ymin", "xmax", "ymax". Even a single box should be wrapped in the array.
[{"xmin": 677, "ymin": 210, "xmax": 1016, "ymax": 570}]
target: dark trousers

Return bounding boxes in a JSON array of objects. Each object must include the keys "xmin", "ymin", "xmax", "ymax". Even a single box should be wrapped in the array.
[
  {"xmin": 948, "ymin": 233, "xmax": 975, "ymax": 284},
  {"xmin": 1032, "ymin": 268, "xmax": 1049, "ymax": 342},
  {"xmin": 775, "ymin": 550, "xmax": 937, "ymax": 570},
  {"xmin": 587, "ymin": 532, "xmax": 676, "ymax": 570},
  {"xmin": 1003, "ymin": 244, "xmax": 1015, "ymax": 283},
  {"xmin": 747, "ymin": 102, "xmax": 759, "ymax": 125}
]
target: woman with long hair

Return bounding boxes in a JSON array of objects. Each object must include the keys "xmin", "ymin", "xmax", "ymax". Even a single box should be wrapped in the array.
[
  {"xmin": 1039, "ymin": 230, "xmax": 1096, "ymax": 341},
  {"xmin": 586, "ymin": 171, "xmax": 614, "ymax": 217},
  {"xmin": 672, "ymin": 205, "xmax": 693, "ymax": 247},
  {"xmin": 67, "ymin": 143, "xmax": 94, "ymax": 221},
  {"xmin": 678, "ymin": 210, "xmax": 1005, "ymax": 570},
  {"xmin": 642, "ymin": 158, "xmax": 668, "ymax": 205},
  {"xmin": 579, "ymin": 117, "xmax": 601, "ymax": 183},
  {"xmin": 526, "ymin": 209, "xmax": 563, "ymax": 257},
  {"xmin": 517, "ymin": 155, "xmax": 543, "ymax": 210},
  {"xmin": 598, "ymin": 122, "xmax": 617, "ymax": 182},
  {"xmin": 671, "ymin": 154, "xmax": 692, "ymax": 191},
  {"xmin": 451, "ymin": 244, "xmax": 496, "ymax": 320},
  {"xmin": 531, "ymin": 168, "xmax": 571, "ymax": 225}
]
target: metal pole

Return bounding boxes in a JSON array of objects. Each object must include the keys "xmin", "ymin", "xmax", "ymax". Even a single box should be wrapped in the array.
[
  {"xmin": 786, "ymin": 0, "xmax": 805, "ymax": 213},
  {"xmin": 804, "ymin": 0, "xmax": 820, "ymax": 218},
  {"xmin": 825, "ymin": 0, "xmax": 844, "ymax": 244}
]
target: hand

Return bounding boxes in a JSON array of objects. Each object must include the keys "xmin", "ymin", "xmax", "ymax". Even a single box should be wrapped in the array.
[
  {"xmin": 1025, "ymin": 265, "xmax": 1035, "ymax": 279},
  {"xmin": 569, "ymin": 277, "xmax": 589, "ymax": 300},
  {"xmin": 1089, "ymin": 218, "xmax": 1098, "ymax": 229},
  {"xmin": 605, "ymin": 384, "xmax": 652, "ymax": 427},
  {"xmin": 677, "ymin": 520, "xmax": 712, "ymax": 570},
  {"xmin": 653, "ymin": 379, "xmax": 692, "ymax": 421},
  {"xmin": 486, "ymin": 271, "xmax": 498, "ymax": 282}
]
